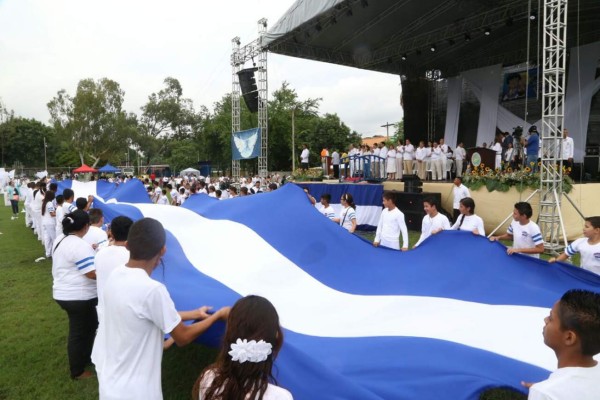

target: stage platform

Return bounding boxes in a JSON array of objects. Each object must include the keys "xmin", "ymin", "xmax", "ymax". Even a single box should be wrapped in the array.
[{"xmin": 300, "ymin": 180, "xmax": 600, "ymax": 241}]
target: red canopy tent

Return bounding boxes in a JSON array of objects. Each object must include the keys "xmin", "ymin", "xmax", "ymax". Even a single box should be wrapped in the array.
[{"xmin": 72, "ymin": 164, "xmax": 98, "ymax": 173}]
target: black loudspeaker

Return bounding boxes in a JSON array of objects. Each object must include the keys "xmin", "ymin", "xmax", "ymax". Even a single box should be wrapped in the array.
[
  {"xmin": 387, "ymin": 191, "xmax": 443, "ymax": 231},
  {"xmin": 402, "ymin": 174, "xmax": 423, "ymax": 193},
  {"xmin": 237, "ymin": 68, "xmax": 259, "ymax": 113}
]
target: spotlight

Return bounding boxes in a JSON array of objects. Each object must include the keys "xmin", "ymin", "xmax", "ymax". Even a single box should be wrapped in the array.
[
  {"xmin": 464, "ymin": 33, "xmax": 471, "ymax": 42},
  {"xmin": 430, "ymin": 44, "xmax": 436, "ymax": 52},
  {"xmin": 361, "ymin": 0, "xmax": 369, "ymax": 7},
  {"xmin": 484, "ymin": 27, "xmax": 491, "ymax": 36},
  {"xmin": 530, "ymin": 11, "xmax": 537, "ymax": 20},
  {"xmin": 401, "ymin": 53, "xmax": 407, "ymax": 61}
]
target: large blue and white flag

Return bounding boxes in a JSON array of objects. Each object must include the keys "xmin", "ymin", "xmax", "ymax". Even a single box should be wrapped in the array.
[
  {"xmin": 55, "ymin": 179, "xmax": 151, "ymax": 204},
  {"xmin": 232, "ymin": 127, "xmax": 261, "ymax": 160},
  {"xmin": 93, "ymin": 183, "xmax": 600, "ymax": 400}
]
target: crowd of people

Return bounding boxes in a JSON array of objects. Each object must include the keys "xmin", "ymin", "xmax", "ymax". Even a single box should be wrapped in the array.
[
  {"xmin": 310, "ymin": 126, "xmax": 575, "ymax": 183},
  {"xmin": 2, "ymin": 167, "xmax": 599, "ymax": 399}
]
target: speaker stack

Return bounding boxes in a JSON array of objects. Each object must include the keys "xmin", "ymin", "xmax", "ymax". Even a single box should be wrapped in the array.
[
  {"xmin": 388, "ymin": 190, "xmax": 443, "ymax": 231},
  {"xmin": 237, "ymin": 67, "xmax": 259, "ymax": 113}
]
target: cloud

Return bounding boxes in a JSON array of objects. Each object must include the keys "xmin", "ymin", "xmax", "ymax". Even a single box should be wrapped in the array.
[{"xmin": 0, "ymin": 0, "xmax": 402, "ymax": 136}]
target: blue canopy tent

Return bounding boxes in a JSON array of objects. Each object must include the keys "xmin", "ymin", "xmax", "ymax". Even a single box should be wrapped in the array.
[{"xmin": 98, "ymin": 163, "xmax": 121, "ymax": 174}]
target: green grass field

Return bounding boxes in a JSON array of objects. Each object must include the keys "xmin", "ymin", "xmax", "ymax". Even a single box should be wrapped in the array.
[{"xmin": 3, "ymin": 203, "xmax": 576, "ymax": 400}]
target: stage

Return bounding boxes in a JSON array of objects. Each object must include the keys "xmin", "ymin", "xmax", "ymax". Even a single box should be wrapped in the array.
[{"xmin": 299, "ymin": 180, "xmax": 600, "ymax": 241}]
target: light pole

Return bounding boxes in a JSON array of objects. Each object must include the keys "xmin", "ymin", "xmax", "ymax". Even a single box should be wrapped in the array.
[
  {"xmin": 43, "ymin": 136, "xmax": 48, "ymax": 172},
  {"xmin": 291, "ymin": 108, "xmax": 296, "ymax": 171}
]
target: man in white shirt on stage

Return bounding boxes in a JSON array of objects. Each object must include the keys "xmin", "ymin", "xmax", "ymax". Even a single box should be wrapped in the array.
[
  {"xmin": 561, "ymin": 128, "xmax": 574, "ymax": 173},
  {"xmin": 452, "ymin": 177, "xmax": 470, "ymax": 222},
  {"xmin": 403, "ymin": 139, "xmax": 415, "ymax": 175},
  {"xmin": 440, "ymin": 138, "xmax": 449, "ymax": 180},
  {"xmin": 454, "ymin": 142, "xmax": 466, "ymax": 177},
  {"xmin": 373, "ymin": 192, "xmax": 409, "ymax": 251}
]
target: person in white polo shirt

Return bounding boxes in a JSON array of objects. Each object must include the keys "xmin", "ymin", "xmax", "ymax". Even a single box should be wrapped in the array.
[
  {"xmin": 549, "ymin": 216, "xmax": 600, "ymax": 275},
  {"xmin": 490, "ymin": 202, "xmax": 544, "ymax": 258},
  {"xmin": 52, "ymin": 210, "xmax": 97, "ymax": 380}
]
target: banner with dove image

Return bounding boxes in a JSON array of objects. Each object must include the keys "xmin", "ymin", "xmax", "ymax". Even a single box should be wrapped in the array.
[{"xmin": 232, "ymin": 127, "xmax": 261, "ymax": 160}]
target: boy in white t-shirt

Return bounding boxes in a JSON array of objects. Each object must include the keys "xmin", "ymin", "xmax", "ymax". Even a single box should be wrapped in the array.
[
  {"xmin": 549, "ymin": 216, "xmax": 600, "ymax": 275},
  {"xmin": 318, "ymin": 193, "xmax": 336, "ymax": 220},
  {"xmin": 521, "ymin": 289, "xmax": 600, "ymax": 400},
  {"xmin": 490, "ymin": 202, "xmax": 544, "ymax": 258},
  {"xmin": 83, "ymin": 209, "xmax": 108, "ymax": 251},
  {"xmin": 92, "ymin": 218, "xmax": 230, "ymax": 400}
]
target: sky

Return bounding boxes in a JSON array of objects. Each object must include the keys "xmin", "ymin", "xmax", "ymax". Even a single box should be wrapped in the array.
[{"xmin": 0, "ymin": 0, "xmax": 403, "ymax": 137}]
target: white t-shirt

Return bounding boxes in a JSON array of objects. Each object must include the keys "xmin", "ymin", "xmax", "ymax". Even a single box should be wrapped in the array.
[
  {"xmin": 94, "ymin": 245, "xmax": 130, "ymax": 307},
  {"xmin": 452, "ymin": 185, "xmax": 471, "ymax": 209},
  {"xmin": 339, "ymin": 206, "xmax": 356, "ymax": 232},
  {"xmin": 157, "ymin": 195, "xmax": 169, "ymax": 205},
  {"xmin": 93, "ymin": 265, "xmax": 182, "ymax": 400},
  {"xmin": 529, "ymin": 363, "xmax": 600, "ymax": 400},
  {"xmin": 566, "ymin": 238, "xmax": 600, "ymax": 275},
  {"xmin": 42, "ymin": 203, "xmax": 56, "ymax": 226},
  {"xmin": 199, "ymin": 370, "xmax": 293, "ymax": 400},
  {"xmin": 508, "ymin": 220, "xmax": 543, "ymax": 258},
  {"xmin": 415, "ymin": 213, "xmax": 451, "ymax": 247},
  {"xmin": 320, "ymin": 205, "xmax": 336, "ymax": 220},
  {"xmin": 450, "ymin": 214, "xmax": 485, "ymax": 236},
  {"xmin": 300, "ymin": 149, "xmax": 309, "ymax": 163},
  {"xmin": 54, "ymin": 205, "xmax": 65, "ymax": 236},
  {"xmin": 52, "ymin": 234, "xmax": 97, "ymax": 301},
  {"xmin": 83, "ymin": 225, "xmax": 109, "ymax": 251},
  {"xmin": 374, "ymin": 207, "xmax": 408, "ymax": 250}
]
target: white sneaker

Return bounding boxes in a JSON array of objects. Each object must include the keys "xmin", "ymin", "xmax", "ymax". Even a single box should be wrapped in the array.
[{"xmin": 11, "ymin": 216, "xmax": 15, "ymax": 220}]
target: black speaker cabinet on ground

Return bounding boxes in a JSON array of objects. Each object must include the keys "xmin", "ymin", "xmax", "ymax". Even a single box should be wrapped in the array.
[
  {"xmin": 237, "ymin": 67, "xmax": 259, "ymax": 113},
  {"xmin": 387, "ymin": 191, "xmax": 443, "ymax": 231}
]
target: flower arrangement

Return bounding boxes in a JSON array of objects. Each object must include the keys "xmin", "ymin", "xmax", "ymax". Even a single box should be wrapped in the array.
[
  {"xmin": 463, "ymin": 162, "xmax": 573, "ymax": 193},
  {"xmin": 291, "ymin": 167, "xmax": 324, "ymax": 181}
]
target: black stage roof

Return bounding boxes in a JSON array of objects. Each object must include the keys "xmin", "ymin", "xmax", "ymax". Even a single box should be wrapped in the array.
[{"xmin": 263, "ymin": 0, "xmax": 600, "ymax": 79}]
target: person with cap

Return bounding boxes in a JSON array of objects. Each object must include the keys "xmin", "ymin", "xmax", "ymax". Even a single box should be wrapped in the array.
[{"xmin": 524, "ymin": 126, "xmax": 540, "ymax": 172}]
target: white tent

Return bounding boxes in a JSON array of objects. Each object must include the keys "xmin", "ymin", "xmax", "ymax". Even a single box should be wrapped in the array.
[{"xmin": 180, "ymin": 167, "xmax": 201, "ymax": 176}]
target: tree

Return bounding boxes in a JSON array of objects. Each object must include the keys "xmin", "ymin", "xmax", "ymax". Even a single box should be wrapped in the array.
[
  {"xmin": 392, "ymin": 119, "xmax": 405, "ymax": 144},
  {"xmin": 136, "ymin": 77, "xmax": 198, "ymax": 165},
  {"xmin": 0, "ymin": 116, "xmax": 55, "ymax": 168},
  {"xmin": 47, "ymin": 78, "xmax": 133, "ymax": 167}
]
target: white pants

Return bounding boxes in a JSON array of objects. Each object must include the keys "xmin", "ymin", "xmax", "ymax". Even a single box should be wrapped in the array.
[
  {"xmin": 25, "ymin": 204, "xmax": 33, "ymax": 227},
  {"xmin": 395, "ymin": 158, "xmax": 403, "ymax": 179},
  {"xmin": 432, "ymin": 159, "xmax": 443, "ymax": 180},
  {"xmin": 43, "ymin": 224, "xmax": 57, "ymax": 257},
  {"xmin": 455, "ymin": 160, "xmax": 464, "ymax": 177},
  {"xmin": 33, "ymin": 210, "xmax": 43, "ymax": 240}
]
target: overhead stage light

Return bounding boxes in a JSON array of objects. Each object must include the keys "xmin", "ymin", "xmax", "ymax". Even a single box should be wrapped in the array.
[
  {"xmin": 401, "ymin": 54, "xmax": 407, "ymax": 61},
  {"xmin": 530, "ymin": 11, "xmax": 537, "ymax": 20},
  {"xmin": 346, "ymin": 8, "xmax": 353, "ymax": 16},
  {"xmin": 416, "ymin": 49, "xmax": 422, "ymax": 56},
  {"xmin": 484, "ymin": 27, "xmax": 491, "ymax": 36},
  {"xmin": 447, "ymin": 38, "xmax": 455, "ymax": 45},
  {"xmin": 430, "ymin": 44, "xmax": 436, "ymax": 52}
]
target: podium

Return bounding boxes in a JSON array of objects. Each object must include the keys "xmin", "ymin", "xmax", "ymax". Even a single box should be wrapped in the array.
[{"xmin": 467, "ymin": 147, "xmax": 496, "ymax": 170}]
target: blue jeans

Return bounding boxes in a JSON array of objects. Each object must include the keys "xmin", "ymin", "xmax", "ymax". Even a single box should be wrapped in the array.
[{"xmin": 526, "ymin": 154, "xmax": 538, "ymax": 172}]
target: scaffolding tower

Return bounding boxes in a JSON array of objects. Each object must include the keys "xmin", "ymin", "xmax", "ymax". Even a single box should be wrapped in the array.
[
  {"xmin": 538, "ymin": 0, "xmax": 568, "ymax": 252},
  {"xmin": 230, "ymin": 19, "xmax": 269, "ymax": 181}
]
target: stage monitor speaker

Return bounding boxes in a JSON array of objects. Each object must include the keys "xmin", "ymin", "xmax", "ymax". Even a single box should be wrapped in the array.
[
  {"xmin": 237, "ymin": 68, "xmax": 259, "ymax": 113},
  {"xmin": 401, "ymin": 174, "xmax": 423, "ymax": 193},
  {"xmin": 387, "ymin": 191, "xmax": 443, "ymax": 231}
]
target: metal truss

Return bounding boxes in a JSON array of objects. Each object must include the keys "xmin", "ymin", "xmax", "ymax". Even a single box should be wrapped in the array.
[
  {"xmin": 257, "ymin": 18, "xmax": 269, "ymax": 178},
  {"xmin": 231, "ymin": 19, "xmax": 269, "ymax": 180},
  {"xmin": 231, "ymin": 37, "xmax": 241, "ymax": 181},
  {"xmin": 538, "ymin": 0, "xmax": 568, "ymax": 253}
]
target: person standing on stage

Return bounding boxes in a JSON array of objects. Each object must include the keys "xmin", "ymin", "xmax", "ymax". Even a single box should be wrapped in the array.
[
  {"xmin": 454, "ymin": 142, "xmax": 466, "ymax": 177},
  {"xmin": 403, "ymin": 139, "xmax": 415, "ymax": 175},
  {"xmin": 561, "ymin": 128, "xmax": 574, "ymax": 173}
]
